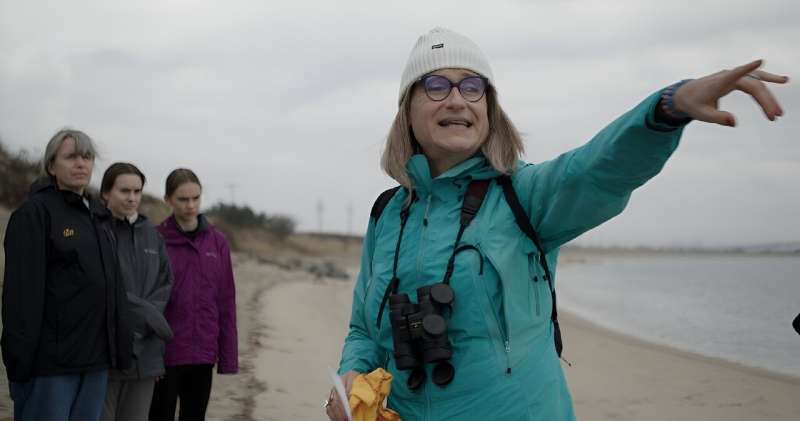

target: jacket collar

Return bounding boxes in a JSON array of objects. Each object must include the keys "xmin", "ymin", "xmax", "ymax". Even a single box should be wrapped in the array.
[
  {"xmin": 161, "ymin": 214, "xmax": 209, "ymax": 243},
  {"xmin": 31, "ymin": 177, "xmax": 110, "ymax": 218},
  {"xmin": 407, "ymin": 153, "xmax": 500, "ymax": 197},
  {"xmin": 112, "ymin": 212, "xmax": 147, "ymax": 228},
  {"xmin": 29, "ymin": 176, "xmax": 54, "ymax": 195}
]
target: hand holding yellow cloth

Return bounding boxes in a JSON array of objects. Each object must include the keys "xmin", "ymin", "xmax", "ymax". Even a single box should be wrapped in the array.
[{"xmin": 348, "ymin": 368, "xmax": 401, "ymax": 421}]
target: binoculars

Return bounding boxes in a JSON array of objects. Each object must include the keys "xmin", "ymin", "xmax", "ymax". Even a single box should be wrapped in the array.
[{"xmin": 388, "ymin": 283, "xmax": 456, "ymax": 390}]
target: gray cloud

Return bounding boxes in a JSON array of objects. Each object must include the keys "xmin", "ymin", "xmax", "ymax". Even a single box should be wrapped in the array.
[{"xmin": 0, "ymin": 0, "xmax": 797, "ymax": 246}]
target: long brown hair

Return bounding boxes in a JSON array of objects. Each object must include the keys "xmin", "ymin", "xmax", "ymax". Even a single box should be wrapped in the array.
[
  {"xmin": 165, "ymin": 168, "xmax": 202, "ymax": 198},
  {"xmin": 101, "ymin": 162, "xmax": 146, "ymax": 195}
]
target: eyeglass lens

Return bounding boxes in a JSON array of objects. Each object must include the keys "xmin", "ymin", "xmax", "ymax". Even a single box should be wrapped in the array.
[{"xmin": 423, "ymin": 75, "xmax": 486, "ymax": 102}]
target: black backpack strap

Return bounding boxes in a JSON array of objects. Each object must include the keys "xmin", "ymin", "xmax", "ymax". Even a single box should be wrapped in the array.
[
  {"xmin": 461, "ymin": 179, "xmax": 490, "ymax": 226},
  {"xmin": 497, "ymin": 175, "xmax": 564, "ymax": 358},
  {"xmin": 370, "ymin": 186, "xmax": 402, "ymax": 221}
]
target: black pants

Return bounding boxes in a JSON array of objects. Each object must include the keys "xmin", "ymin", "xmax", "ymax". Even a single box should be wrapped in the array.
[{"xmin": 149, "ymin": 364, "xmax": 213, "ymax": 421}]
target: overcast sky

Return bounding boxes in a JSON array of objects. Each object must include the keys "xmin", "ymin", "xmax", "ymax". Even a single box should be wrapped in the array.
[{"xmin": 1, "ymin": 0, "xmax": 797, "ymax": 247}]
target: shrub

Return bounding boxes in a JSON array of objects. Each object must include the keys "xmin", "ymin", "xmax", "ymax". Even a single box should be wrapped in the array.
[
  {"xmin": 0, "ymin": 142, "xmax": 40, "ymax": 208},
  {"xmin": 265, "ymin": 214, "xmax": 296, "ymax": 240},
  {"xmin": 206, "ymin": 202, "xmax": 296, "ymax": 240}
]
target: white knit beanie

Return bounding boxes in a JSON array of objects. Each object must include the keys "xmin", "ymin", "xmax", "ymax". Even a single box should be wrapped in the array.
[{"xmin": 398, "ymin": 27, "xmax": 494, "ymax": 105}]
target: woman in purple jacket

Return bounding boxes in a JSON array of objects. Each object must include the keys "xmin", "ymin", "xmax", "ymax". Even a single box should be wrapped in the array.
[{"xmin": 149, "ymin": 168, "xmax": 239, "ymax": 421}]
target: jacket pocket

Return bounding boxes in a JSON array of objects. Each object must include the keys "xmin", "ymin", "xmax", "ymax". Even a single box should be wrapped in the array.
[
  {"xmin": 470, "ymin": 244, "xmax": 509, "ymax": 374},
  {"xmin": 528, "ymin": 254, "xmax": 543, "ymax": 319},
  {"xmin": 527, "ymin": 252, "xmax": 553, "ymax": 344}
]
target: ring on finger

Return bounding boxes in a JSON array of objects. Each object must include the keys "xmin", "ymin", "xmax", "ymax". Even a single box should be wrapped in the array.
[{"xmin": 326, "ymin": 389, "xmax": 336, "ymax": 408}]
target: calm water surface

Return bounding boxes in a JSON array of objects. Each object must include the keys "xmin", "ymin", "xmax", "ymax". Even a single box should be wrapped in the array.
[{"xmin": 557, "ymin": 253, "xmax": 800, "ymax": 377}]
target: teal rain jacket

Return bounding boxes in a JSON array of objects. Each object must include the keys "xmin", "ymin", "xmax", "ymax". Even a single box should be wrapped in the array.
[{"xmin": 339, "ymin": 91, "xmax": 686, "ymax": 420}]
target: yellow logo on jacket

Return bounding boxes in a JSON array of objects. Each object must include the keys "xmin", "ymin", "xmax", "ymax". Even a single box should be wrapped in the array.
[{"xmin": 63, "ymin": 228, "xmax": 75, "ymax": 238}]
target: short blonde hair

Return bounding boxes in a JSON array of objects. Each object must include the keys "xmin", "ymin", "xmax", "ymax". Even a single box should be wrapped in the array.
[{"xmin": 381, "ymin": 85, "xmax": 524, "ymax": 190}]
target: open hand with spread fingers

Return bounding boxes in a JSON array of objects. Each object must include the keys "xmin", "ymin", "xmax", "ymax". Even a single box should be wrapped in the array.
[{"xmin": 672, "ymin": 60, "xmax": 789, "ymax": 127}]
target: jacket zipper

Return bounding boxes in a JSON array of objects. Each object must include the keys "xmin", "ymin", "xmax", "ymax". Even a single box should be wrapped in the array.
[
  {"xmin": 415, "ymin": 194, "xmax": 432, "ymax": 280},
  {"xmin": 130, "ymin": 222, "xmax": 138, "ymax": 269},
  {"xmin": 89, "ymin": 210, "xmax": 118, "ymax": 368},
  {"xmin": 423, "ymin": 194, "xmax": 432, "ymax": 226},
  {"xmin": 476, "ymin": 244, "xmax": 512, "ymax": 375},
  {"xmin": 426, "ymin": 386, "xmax": 432, "ymax": 421},
  {"xmin": 533, "ymin": 275, "xmax": 541, "ymax": 317},
  {"xmin": 421, "ymin": 193, "xmax": 434, "ymax": 416}
]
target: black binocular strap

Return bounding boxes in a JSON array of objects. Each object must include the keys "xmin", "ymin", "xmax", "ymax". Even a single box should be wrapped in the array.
[
  {"xmin": 376, "ymin": 194, "xmax": 414, "ymax": 328},
  {"xmin": 497, "ymin": 175, "xmax": 563, "ymax": 357},
  {"xmin": 369, "ymin": 177, "xmax": 564, "ymax": 357},
  {"xmin": 453, "ymin": 245, "xmax": 484, "ymax": 275},
  {"xmin": 443, "ymin": 180, "xmax": 490, "ymax": 284},
  {"xmin": 376, "ymin": 180, "xmax": 490, "ymax": 328}
]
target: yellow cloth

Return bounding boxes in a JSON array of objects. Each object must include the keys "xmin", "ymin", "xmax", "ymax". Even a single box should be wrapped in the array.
[{"xmin": 348, "ymin": 368, "xmax": 401, "ymax": 421}]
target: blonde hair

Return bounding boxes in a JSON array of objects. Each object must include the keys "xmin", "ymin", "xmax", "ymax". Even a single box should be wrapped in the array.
[{"xmin": 381, "ymin": 85, "xmax": 524, "ymax": 190}]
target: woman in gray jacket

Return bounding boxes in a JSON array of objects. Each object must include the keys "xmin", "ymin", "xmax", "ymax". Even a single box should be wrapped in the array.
[{"xmin": 100, "ymin": 162, "xmax": 174, "ymax": 421}]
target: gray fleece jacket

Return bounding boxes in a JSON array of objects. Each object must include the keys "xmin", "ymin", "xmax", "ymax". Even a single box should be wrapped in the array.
[{"xmin": 109, "ymin": 214, "xmax": 174, "ymax": 380}]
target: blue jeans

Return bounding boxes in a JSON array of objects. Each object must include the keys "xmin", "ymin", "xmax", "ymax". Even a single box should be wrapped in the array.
[{"xmin": 9, "ymin": 370, "xmax": 109, "ymax": 421}]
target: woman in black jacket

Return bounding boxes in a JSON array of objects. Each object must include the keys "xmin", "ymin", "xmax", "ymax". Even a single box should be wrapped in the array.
[
  {"xmin": 1, "ymin": 129, "xmax": 132, "ymax": 421},
  {"xmin": 99, "ymin": 162, "xmax": 174, "ymax": 421}
]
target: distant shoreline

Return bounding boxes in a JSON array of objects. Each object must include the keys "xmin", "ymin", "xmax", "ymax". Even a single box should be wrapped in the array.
[
  {"xmin": 296, "ymin": 231, "xmax": 800, "ymax": 256},
  {"xmin": 563, "ymin": 244, "xmax": 800, "ymax": 256}
]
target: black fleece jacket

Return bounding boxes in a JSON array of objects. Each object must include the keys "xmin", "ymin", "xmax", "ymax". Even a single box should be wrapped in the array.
[{"xmin": 1, "ymin": 179, "xmax": 132, "ymax": 382}]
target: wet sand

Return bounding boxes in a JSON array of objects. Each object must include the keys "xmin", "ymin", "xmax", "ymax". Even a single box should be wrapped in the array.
[
  {"xmin": 247, "ymin": 267, "xmax": 800, "ymax": 420},
  {"xmin": 0, "ymin": 247, "xmax": 798, "ymax": 420},
  {"xmin": 0, "ymin": 253, "xmax": 304, "ymax": 421}
]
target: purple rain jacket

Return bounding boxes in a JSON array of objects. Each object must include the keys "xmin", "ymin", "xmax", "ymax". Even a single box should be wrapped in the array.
[{"xmin": 157, "ymin": 215, "xmax": 238, "ymax": 374}]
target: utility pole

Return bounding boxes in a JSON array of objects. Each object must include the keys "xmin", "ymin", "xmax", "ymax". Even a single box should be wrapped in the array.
[
  {"xmin": 347, "ymin": 201, "xmax": 354, "ymax": 235},
  {"xmin": 317, "ymin": 199, "xmax": 324, "ymax": 233},
  {"xmin": 226, "ymin": 183, "xmax": 237, "ymax": 204}
]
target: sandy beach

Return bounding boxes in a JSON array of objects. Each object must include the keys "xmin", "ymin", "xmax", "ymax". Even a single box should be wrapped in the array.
[
  {"xmin": 0, "ymin": 248, "xmax": 798, "ymax": 420},
  {"xmin": 245, "ymin": 255, "xmax": 800, "ymax": 421}
]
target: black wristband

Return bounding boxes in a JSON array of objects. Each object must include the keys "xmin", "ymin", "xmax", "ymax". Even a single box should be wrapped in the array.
[{"xmin": 656, "ymin": 79, "xmax": 693, "ymax": 126}]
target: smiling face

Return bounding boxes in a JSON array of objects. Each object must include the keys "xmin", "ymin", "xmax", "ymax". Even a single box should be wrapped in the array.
[
  {"xmin": 409, "ymin": 68, "xmax": 490, "ymax": 176},
  {"xmin": 47, "ymin": 137, "xmax": 94, "ymax": 194},
  {"xmin": 103, "ymin": 174, "xmax": 143, "ymax": 219}
]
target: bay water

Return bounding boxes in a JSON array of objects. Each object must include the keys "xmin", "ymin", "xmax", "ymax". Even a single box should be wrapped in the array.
[{"xmin": 556, "ymin": 252, "xmax": 800, "ymax": 377}]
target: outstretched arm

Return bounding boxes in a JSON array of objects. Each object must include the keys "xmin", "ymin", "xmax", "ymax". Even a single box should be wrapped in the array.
[{"xmin": 518, "ymin": 60, "xmax": 788, "ymax": 252}]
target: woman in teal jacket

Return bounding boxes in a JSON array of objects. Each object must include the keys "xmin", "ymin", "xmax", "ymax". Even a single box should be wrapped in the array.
[{"xmin": 328, "ymin": 28, "xmax": 788, "ymax": 420}]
